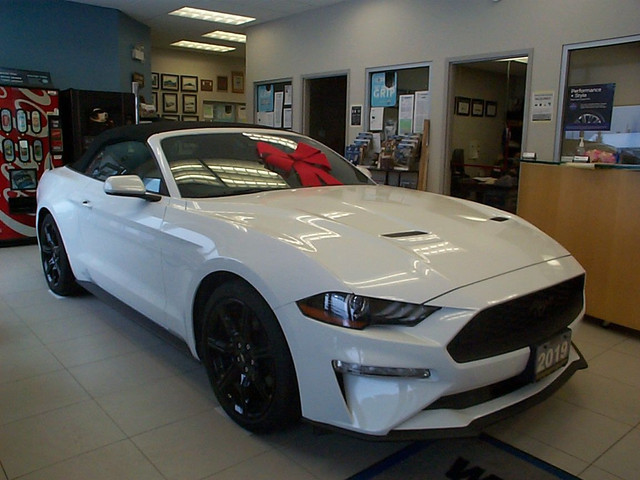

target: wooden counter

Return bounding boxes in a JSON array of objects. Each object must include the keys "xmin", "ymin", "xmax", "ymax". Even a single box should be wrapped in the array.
[{"xmin": 517, "ymin": 162, "xmax": 640, "ymax": 330}]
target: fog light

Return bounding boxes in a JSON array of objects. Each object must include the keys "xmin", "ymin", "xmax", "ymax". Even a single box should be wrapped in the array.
[{"xmin": 332, "ymin": 360, "xmax": 431, "ymax": 378}]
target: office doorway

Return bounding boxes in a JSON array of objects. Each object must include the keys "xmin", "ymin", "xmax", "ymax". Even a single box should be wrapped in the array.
[
  {"xmin": 446, "ymin": 55, "xmax": 529, "ymax": 212},
  {"xmin": 304, "ymin": 74, "xmax": 347, "ymax": 155}
]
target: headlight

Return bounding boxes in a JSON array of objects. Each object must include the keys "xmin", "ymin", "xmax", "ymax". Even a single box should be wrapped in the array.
[{"xmin": 297, "ymin": 292, "xmax": 440, "ymax": 329}]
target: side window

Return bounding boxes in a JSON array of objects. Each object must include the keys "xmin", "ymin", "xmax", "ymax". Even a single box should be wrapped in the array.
[{"xmin": 84, "ymin": 141, "xmax": 166, "ymax": 195}]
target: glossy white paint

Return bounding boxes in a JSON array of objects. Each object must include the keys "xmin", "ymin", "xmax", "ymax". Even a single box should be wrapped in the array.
[{"xmin": 36, "ymin": 127, "xmax": 586, "ymax": 437}]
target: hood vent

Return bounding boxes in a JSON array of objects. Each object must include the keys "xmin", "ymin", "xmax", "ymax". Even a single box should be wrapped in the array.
[
  {"xmin": 490, "ymin": 216, "xmax": 510, "ymax": 222},
  {"xmin": 382, "ymin": 230, "xmax": 430, "ymax": 238}
]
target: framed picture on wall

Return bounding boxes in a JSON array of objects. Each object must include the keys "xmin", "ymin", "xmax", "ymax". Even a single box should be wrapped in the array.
[
  {"xmin": 182, "ymin": 115, "xmax": 199, "ymax": 121},
  {"xmin": 181, "ymin": 75, "xmax": 198, "ymax": 92},
  {"xmin": 163, "ymin": 93, "xmax": 178, "ymax": 113},
  {"xmin": 151, "ymin": 72, "xmax": 159, "ymax": 89},
  {"xmin": 151, "ymin": 92, "xmax": 158, "ymax": 109},
  {"xmin": 161, "ymin": 74, "xmax": 179, "ymax": 91},
  {"xmin": 217, "ymin": 76, "xmax": 228, "ymax": 92},
  {"xmin": 472, "ymin": 98, "xmax": 484, "ymax": 117},
  {"xmin": 132, "ymin": 72, "xmax": 144, "ymax": 88},
  {"xmin": 485, "ymin": 100, "xmax": 497, "ymax": 117},
  {"xmin": 162, "ymin": 114, "xmax": 179, "ymax": 121},
  {"xmin": 201, "ymin": 79, "xmax": 213, "ymax": 92},
  {"xmin": 183, "ymin": 94, "xmax": 197, "ymax": 114},
  {"xmin": 231, "ymin": 71, "xmax": 244, "ymax": 93},
  {"xmin": 455, "ymin": 96, "xmax": 470, "ymax": 116}
]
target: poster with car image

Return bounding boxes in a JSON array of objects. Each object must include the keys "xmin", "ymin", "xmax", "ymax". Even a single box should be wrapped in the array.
[{"xmin": 564, "ymin": 83, "xmax": 615, "ymax": 131}]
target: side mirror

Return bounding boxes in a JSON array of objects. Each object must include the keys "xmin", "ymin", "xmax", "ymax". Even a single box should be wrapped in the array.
[{"xmin": 104, "ymin": 175, "xmax": 161, "ymax": 202}]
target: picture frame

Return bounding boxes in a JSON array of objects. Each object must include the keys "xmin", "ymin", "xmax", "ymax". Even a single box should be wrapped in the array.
[
  {"xmin": 472, "ymin": 98, "xmax": 484, "ymax": 117},
  {"xmin": 455, "ymin": 96, "xmax": 470, "ymax": 116},
  {"xmin": 201, "ymin": 79, "xmax": 213, "ymax": 92},
  {"xmin": 231, "ymin": 71, "xmax": 244, "ymax": 94},
  {"xmin": 183, "ymin": 94, "xmax": 197, "ymax": 114},
  {"xmin": 151, "ymin": 91, "xmax": 158, "ymax": 109},
  {"xmin": 217, "ymin": 76, "xmax": 228, "ymax": 92},
  {"xmin": 161, "ymin": 73, "xmax": 179, "ymax": 91},
  {"xmin": 181, "ymin": 75, "xmax": 198, "ymax": 92},
  {"xmin": 485, "ymin": 100, "xmax": 497, "ymax": 117},
  {"xmin": 163, "ymin": 92, "xmax": 178, "ymax": 113},
  {"xmin": 182, "ymin": 115, "xmax": 199, "ymax": 122},
  {"xmin": 162, "ymin": 114, "xmax": 180, "ymax": 121},
  {"xmin": 151, "ymin": 72, "xmax": 159, "ymax": 89},
  {"xmin": 132, "ymin": 72, "xmax": 144, "ymax": 88}
]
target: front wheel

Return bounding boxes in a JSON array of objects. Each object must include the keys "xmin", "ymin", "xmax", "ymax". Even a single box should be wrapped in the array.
[
  {"xmin": 38, "ymin": 213, "xmax": 80, "ymax": 296},
  {"xmin": 200, "ymin": 280, "xmax": 300, "ymax": 433}
]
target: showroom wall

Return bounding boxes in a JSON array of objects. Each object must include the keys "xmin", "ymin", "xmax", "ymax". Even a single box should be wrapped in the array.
[
  {"xmin": 151, "ymin": 48, "xmax": 245, "ymax": 120},
  {"xmin": 1, "ymin": 0, "xmax": 151, "ymax": 100},
  {"xmin": 245, "ymin": 0, "xmax": 640, "ymax": 192}
]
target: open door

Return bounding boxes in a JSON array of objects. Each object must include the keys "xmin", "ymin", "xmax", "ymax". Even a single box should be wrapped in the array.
[
  {"xmin": 446, "ymin": 55, "xmax": 529, "ymax": 213},
  {"xmin": 304, "ymin": 75, "xmax": 347, "ymax": 154}
]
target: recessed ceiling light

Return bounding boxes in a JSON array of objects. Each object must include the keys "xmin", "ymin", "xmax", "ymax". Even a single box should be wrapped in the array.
[
  {"xmin": 171, "ymin": 40, "xmax": 236, "ymax": 53},
  {"xmin": 203, "ymin": 31, "xmax": 247, "ymax": 43},
  {"xmin": 169, "ymin": 7, "xmax": 255, "ymax": 25}
]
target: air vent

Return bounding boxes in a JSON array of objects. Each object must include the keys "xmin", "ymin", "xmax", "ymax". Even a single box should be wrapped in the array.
[
  {"xmin": 382, "ymin": 230, "xmax": 430, "ymax": 238},
  {"xmin": 490, "ymin": 216, "xmax": 510, "ymax": 222}
]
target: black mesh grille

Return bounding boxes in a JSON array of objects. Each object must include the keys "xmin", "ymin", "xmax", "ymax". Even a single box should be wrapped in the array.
[{"xmin": 447, "ymin": 275, "xmax": 585, "ymax": 363}]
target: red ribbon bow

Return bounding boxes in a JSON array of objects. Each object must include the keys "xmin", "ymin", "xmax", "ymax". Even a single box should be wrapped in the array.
[{"xmin": 257, "ymin": 141, "xmax": 342, "ymax": 187}]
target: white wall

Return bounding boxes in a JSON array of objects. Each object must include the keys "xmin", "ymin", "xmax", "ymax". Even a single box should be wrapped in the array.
[
  {"xmin": 151, "ymin": 48, "xmax": 245, "ymax": 119},
  {"xmin": 245, "ymin": 0, "xmax": 640, "ymax": 192}
]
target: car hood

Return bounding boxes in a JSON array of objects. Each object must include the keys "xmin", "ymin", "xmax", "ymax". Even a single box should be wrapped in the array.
[{"xmin": 191, "ymin": 185, "xmax": 571, "ymax": 303}]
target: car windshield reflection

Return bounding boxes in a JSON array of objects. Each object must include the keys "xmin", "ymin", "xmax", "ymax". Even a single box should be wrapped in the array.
[{"xmin": 161, "ymin": 132, "xmax": 370, "ymax": 198}]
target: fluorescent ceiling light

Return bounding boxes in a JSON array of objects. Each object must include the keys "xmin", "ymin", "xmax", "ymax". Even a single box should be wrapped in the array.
[
  {"xmin": 203, "ymin": 31, "xmax": 247, "ymax": 43},
  {"xmin": 171, "ymin": 40, "xmax": 235, "ymax": 53},
  {"xmin": 169, "ymin": 7, "xmax": 255, "ymax": 25},
  {"xmin": 497, "ymin": 56, "xmax": 529, "ymax": 64}
]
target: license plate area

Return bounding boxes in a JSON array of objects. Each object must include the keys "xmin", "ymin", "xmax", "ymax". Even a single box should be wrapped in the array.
[{"xmin": 532, "ymin": 330, "xmax": 572, "ymax": 381}]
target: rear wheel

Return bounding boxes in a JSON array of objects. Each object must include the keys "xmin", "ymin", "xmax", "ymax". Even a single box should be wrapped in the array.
[
  {"xmin": 200, "ymin": 280, "xmax": 300, "ymax": 433},
  {"xmin": 38, "ymin": 213, "xmax": 80, "ymax": 296}
]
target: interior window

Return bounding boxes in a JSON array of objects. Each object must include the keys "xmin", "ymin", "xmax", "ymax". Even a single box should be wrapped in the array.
[
  {"xmin": 84, "ymin": 141, "xmax": 166, "ymax": 194},
  {"xmin": 559, "ymin": 40, "xmax": 640, "ymax": 163}
]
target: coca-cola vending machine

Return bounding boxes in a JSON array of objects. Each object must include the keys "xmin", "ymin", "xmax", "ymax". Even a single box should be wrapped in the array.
[{"xmin": 0, "ymin": 69, "xmax": 63, "ymax": 243}]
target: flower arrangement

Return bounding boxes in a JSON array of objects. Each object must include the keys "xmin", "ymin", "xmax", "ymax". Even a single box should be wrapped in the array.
[{"xmin": 586, "ymin": 149, "xmax": 616, "ymax": 163}]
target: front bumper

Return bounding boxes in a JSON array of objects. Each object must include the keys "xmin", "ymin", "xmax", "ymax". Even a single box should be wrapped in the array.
[
  {"xmin": 310, "ymin": 344, "xmax": 587, "ymax": 440},
  {"xmin": 276, "ymin": 257, "xmax": 587, "ymax": 438}
]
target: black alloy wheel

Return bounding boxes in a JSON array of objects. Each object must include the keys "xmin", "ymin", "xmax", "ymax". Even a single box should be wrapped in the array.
[
  {"xmin": 201, "ymin": 280, "xmax": 300, "ymax": 433},
  {"xmin": 39, "ymin": 213, "xmax": 80, "ymax": 296}
]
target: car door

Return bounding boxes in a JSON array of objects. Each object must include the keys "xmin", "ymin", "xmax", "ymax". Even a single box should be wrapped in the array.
[{"xmin": 78, "ymin": 140, "xmax": 169, "ymax": 325}]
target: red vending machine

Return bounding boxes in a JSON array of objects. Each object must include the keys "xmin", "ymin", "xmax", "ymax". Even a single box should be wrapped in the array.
[{"xmin": 1, "ymin": 79, "xmax": 63, "ymax": 243}]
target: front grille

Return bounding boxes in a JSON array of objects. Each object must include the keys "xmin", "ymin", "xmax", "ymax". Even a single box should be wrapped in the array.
[{"xmin": 447, "ymin": 274, "xmax": 585, "ymax": 363}]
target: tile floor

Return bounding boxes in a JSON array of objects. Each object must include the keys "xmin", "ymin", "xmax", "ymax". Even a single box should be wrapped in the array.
[{"xmin": 1, "ymin": 244, "xmax": 639, "ymax": 480}]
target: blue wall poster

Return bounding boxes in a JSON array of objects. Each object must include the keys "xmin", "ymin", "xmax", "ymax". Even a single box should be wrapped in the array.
[
  {"xmin": 371, "ymin": 72, "xmax": 397, "ymax": 108},
  {"xmin": 564, "ymin": 83, "xmax": 616, "ymax": 131},
  {"xmin": 257, "ymin": 84, "xmax": 274, "ymax": 112}
]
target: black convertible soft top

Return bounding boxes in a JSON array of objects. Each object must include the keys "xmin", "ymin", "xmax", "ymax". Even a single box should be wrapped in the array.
[{"xmin": 71, "ymin": 121, "xmax": 268, "ymax": 171}]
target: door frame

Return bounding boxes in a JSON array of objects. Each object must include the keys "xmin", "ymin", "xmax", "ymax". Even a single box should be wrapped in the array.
[
  {"xmin": 301, "ymin": 70, "xmax": 350, "ymax": 141},
  {"xmin": 444, "ymin": 49, "xmax": 533, "ymax": 194}
]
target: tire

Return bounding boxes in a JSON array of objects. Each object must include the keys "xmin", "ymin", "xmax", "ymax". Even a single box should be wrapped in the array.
[
  {"xmin": 200, "ymin": 279, "xmax": 301, "ymax": 433},
  {"xmin": 38, "ymin": 213, "xmax": 81, "ymax": 296}
]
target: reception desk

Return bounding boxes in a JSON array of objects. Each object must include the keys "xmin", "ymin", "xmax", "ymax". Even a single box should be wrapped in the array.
[{"xmin": 517, "ymin": 162, "xmax": 640, "ymax": 331}]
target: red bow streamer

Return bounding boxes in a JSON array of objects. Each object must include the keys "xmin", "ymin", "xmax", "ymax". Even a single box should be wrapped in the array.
[{"xmin": 257, "ymin": 141, "xmax": 342, "ymax": 187}]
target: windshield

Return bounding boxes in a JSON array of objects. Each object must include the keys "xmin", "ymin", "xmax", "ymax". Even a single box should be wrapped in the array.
[{"xmin": 161, "ymin": 131, "xmax": 372, "ymax": 198}]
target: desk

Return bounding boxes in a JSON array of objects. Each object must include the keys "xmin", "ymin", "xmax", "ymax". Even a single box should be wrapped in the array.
[
  {"xmin": 453, "ymin": 178, "xmax": 518, "ymax": 213},
  {"xmin": 517, "ymin": 162, "xmax": 640, "ymax": 331}
]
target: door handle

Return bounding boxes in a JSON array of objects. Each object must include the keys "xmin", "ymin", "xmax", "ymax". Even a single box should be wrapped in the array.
[{"xmin": 82, "ymin": 200, "xmax": 92, "ymax": 208}]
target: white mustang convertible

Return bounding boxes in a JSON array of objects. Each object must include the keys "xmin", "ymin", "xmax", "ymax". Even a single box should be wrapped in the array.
[{"xmin": 36, "ymin": 123, "xmax": 587, "ymax": 438}]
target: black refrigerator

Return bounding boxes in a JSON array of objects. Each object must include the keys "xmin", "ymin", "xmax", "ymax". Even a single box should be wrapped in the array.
[{"xmin": 60, "ymin": 89, "xmax": 135, "ymax": 164}]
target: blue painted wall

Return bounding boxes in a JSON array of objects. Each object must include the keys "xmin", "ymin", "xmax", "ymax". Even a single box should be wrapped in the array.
[{"xmin": 1, "ymin": 0, "xmax": 151, "ymax": 99}]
